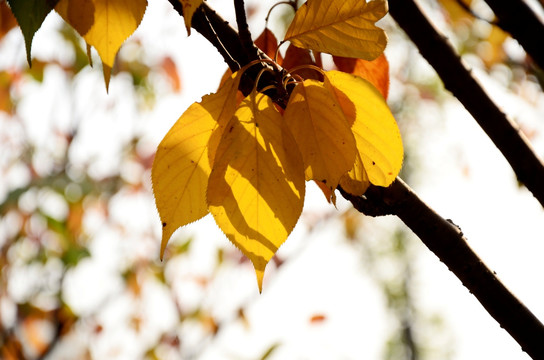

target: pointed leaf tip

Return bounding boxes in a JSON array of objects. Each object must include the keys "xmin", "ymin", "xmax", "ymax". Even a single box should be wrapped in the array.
[
  {"xmin": 7, "ymin": 0, "xmax": 58, "ymax": 67},
  {"xmin": 152, "ymin": 73, "xmax": 243, "ymax": 256},
  {"xmin": 179, "ymin": 0, "xmax": 204, "ymax": 35},
  {"xmin": 56, "ymin": 0, "xmax": 148, "ymax": 88},
  {"xmin": 208, "ymin": 91, "xmax": 305, "ymax": 292}
]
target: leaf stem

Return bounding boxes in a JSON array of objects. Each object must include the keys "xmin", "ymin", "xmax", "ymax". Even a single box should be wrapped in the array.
[{"xmin": 265, "ymin": 1, "xmax": 297, "ymax": 25}]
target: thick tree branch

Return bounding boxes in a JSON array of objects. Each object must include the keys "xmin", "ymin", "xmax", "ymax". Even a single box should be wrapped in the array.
[
  {"xmin": 344, "ymin": 179, "xmax": 544, "ymax": 358},
  {"xmin": 484, "ymin": 0, "xmax": 544, "ymax": 70},
  {"xmin": 165, "ymin": 1, "xmax": 544, "ymax": 357},
  {"xmin": 388, "ymin": 0, "xmax": 544, "ymax": 209}
]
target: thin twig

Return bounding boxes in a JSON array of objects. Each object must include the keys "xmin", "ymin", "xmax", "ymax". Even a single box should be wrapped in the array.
[
  {"xmin": 234, "ymin": 0, "xmax": 258, "ymax": 61},
  {"xmin": 167, "ymin": 0, "xmax": 242, "ymax": 70},
  {"xmin": 389, "ymin": 0, "xmax": 544, "ymax": 209}
]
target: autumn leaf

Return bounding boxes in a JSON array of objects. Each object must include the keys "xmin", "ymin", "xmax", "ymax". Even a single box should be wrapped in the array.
[
  {"xmin": 326, "ymin": 70, "xmax": 403, "ymax": 188},
  {"xmin": 179, "ymin": 0, "xmax": 203, "ymax": 35},
  {"xmin": 7, "ymin": 0, "xmax": 59, "ymax": 66},
  {"xmin": 333, "ymin": 53, "xmax": 389, "ymax": 99},
  {"xmin": 283, "ymin": 79, "xmax": 356, "ymax": 193},
  {"xmin": 56, "ymin": 0, "xmax": 147, "ymax": 88},
  {"xmin": 254, "ymin": 28, "xmax": 283, "ymax": 65},
  {"xmin": 314, "ymin": 180, "xmax": 337, "ymax": 205},
  {"xmin": 159, "ymin": 56, "xmax": 182, "ymax": 92},
  {"xmin": 152, "ymin": 72, "xmax": 242, "ymax": 259},
  {"xmin": 339, "ymin": 154, "xmax": 370, "ymax": 196},
  {"xmin": 0, "ymin": 1, "xmax": 18, "ymax": 41},
  {"xmin": 207, "ymin": 91, "xmax": 305, "ymax": 292},
  {"xmin": 282, "ymin": 43, "xmax": 321, "ymax": 80},
  {"xmin": 284, "ymin": 0, "xmax": 388, "ymax": 60}
]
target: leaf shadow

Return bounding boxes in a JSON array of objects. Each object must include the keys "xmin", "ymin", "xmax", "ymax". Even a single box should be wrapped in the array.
[{"xmin": 208, "ymin": 97, "xmax": 304, "ymax": 270}]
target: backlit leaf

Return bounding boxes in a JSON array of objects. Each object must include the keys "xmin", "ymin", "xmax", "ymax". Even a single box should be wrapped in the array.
[
  {"xmin": 339, "ymin": 153, "xmax": 370, "ymax": 196},
  {"xmin": 254, "ymin": 27, "xmax": 283, "ymax": 65},
  {"xmin": 282, "ymin": 43, "xmax": 321, "ymax": 80},
  {"xmin": 7, "ymin": 0, "xmax": 59, "ymax": 66},
  {"xmin": 284, "ymin": 0, "xmax": 388, "ymax": 60},
  {"xmin": 326, "ymin": 70, "xmax": 403, "ymax": 187},
  {"xmin": 333, "ymin": 53, "xmax": 389, "ymax": 99},
  {"xmin": 179, "ymin": 0, "xmax": 203, "ymax": 35},
  {"xmin": 56, "ymin": 0, "xmax": 147, "ymax": 88},
  {"xmin": 208, "ymin": 91, "xmax": 305, "ymax": 292},
  {"xmin": 152, "ymin": 73, "xmax": 242, "ymax": 259},
  {"xmin": 283, "ymin": 79, "xmax": 356, "ymax": 192}
]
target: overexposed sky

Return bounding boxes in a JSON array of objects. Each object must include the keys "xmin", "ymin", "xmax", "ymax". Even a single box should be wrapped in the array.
[{"xmin": 2, "ymin": 0, "xmax": 544, "ymax": 359}]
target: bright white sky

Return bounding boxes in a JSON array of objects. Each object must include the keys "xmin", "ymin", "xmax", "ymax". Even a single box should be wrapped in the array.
[{"xmin": 2, "ymin": 0, "xmax": 544, "ymax": 359}]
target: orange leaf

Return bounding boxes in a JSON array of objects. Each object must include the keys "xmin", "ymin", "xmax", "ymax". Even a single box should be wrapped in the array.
[
  {"xmin": 314, "ymin": 180, "xmax": 337, "ymax": 205},
  {"xmin": 160, "ymin": 56, "xmax": 182, "ymax": 92},
  {"xmin": 254, "ymin": 28, "xmax": 283, "ymax": 65},
  {"xmin": 0, "ymin": 1, "xmax": 18, "ymax": 41},
  {"xmin": 333, "ymin": 53, "xmax": 389, "ymax": 99},
  {"xmin": 282, "ymin": 43, "xmax": 321, "ymax": 80}
]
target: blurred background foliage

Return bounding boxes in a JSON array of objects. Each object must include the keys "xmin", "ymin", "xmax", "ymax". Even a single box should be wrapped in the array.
[{"xmin": 1, "ymin": 0, "xmax": 543, "ymax": 359}]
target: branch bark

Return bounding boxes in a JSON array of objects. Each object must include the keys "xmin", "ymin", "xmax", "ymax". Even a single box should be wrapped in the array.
[
  {"xmin": 388, "ymin": 0, "xmax": 544, "ymax": 209},
  {"xmin": 483, "ymin": 0, "xmax": 544, "ymax": 70},
  {"xmin": 343, "ymin": 180, "xmax": 544, "ymax": 358},
  {"xmin": 165, "ymin": 1, "xmax": 544, "ymax": 357},
  {"xmin": 234, "ymin": 0, "xmax": 259, "ymax": 60}
]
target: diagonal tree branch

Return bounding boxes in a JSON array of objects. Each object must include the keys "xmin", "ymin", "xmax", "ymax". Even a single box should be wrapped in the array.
[
  {"xmin": 343, "ymin": 180, "xmax": 544, "ymax": 358},
  {"xmin": 388, "ymin": 0, "xmax": 544, "ymax": 210},
  {"xmin": 483, "ymin": 0, "xmax": 544, "ymax": 70},
  {"xmin": 164, "ymin": 1, "xmax": 544, "ymax": 357}
]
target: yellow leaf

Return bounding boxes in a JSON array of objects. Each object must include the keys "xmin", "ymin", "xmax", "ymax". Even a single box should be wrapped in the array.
[
  {"xmin": 339, "ymin": 154, "xmax": 370, "ymax": 196},
  {"xmin": 56, "ymin": 0, "xmax": 147, "ymax": 85},
  {"xmin": 326, "ymin": 70, "xmax": 403, "ymax": 188},
  {"xmin": 283, "ymin": 79, "xmax": 356, "ymax": 192},
  {"xmin": 208, "ymin": 91, "xmax": 305, "ymax": 292},
  {"xmin": 152, "ymin": 73, "xmax": 242, "ymax": 259},
  {"xmin": 179, "ymin": 0, "xmax": 203, "ymax": 35},
  {"xmin": 284, "ymin": 0, "xmax": 388, "ymax": 60}
]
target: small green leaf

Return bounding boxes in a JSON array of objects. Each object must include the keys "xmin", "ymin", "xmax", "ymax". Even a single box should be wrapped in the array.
[{"xmin": 7, "ymin": 0, "xmax": 60, "ymax": 66}]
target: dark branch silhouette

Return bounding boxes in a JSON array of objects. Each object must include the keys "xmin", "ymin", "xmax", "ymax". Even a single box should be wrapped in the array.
[
  {"xmin": 484, "ymin": 0, "xmax": 544, "ymax": 70},
  {"xmin": 388, "ymin": 0, "xmax": 544, "ymax": 210},
  {"xmin": 165, "ymin": 0, "xmax": 544, "ymax": 358},
  {"xmin": 342, "ymin": 179, "xmax": 544, "ymax": 358}
]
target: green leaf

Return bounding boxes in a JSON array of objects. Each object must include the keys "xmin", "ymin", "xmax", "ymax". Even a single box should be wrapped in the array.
[{"xmin": 7, "ymin": 0, "xmax": 60, "ymax": 66}]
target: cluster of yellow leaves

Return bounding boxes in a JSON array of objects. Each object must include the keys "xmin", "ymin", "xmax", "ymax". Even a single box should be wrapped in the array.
[
  {"xmin": 6, "ymin": 0, "xmax": 148, "ymax": 89},
  {"xmin": 152, "ymin": 0, "xmax": 403, "ymax": 291}
]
